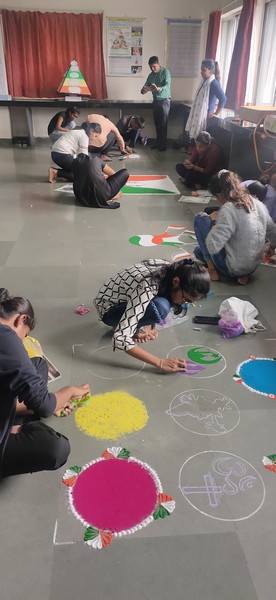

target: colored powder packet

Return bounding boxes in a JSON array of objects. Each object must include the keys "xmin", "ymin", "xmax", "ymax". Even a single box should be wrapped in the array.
[{"xmin": 75, "ymin": 305, "xmax": 90, "ymax": 315}]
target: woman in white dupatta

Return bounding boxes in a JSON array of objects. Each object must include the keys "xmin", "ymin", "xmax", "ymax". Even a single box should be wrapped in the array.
[{"xmin": 186, "ymin": 59, "xmax": 227, "ymax": 141}]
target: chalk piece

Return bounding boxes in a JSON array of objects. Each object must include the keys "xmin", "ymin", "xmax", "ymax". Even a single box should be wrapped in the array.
[{"xmin": 193, "ymin": 327, "xmax": 201, "ymax": 331}]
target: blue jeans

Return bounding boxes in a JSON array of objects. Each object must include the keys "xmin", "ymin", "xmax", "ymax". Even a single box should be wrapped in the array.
[
  {"xmin": 194, "ymin": 213, "xmax": 232, "ymax": 276},
  {"xmin": 102, "ymin": 297, "xmax": 171, "ymax": 329}
]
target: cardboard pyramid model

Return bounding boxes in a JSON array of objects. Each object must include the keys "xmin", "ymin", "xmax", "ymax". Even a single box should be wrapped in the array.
[{"xmin": 57, "ymin": 60, "xmax": 91, "ymax": 96}]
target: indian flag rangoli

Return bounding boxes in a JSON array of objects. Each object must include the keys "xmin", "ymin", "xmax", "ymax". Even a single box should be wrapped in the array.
[{"xmin": 62, "ymin": 448, "xmax": 175, "ymax": 549}]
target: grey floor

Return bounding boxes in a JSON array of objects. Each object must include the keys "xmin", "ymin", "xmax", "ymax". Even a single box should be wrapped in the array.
[{"xmin": 0, "ymin": 141, "xmax": 276, "ymax": 600}]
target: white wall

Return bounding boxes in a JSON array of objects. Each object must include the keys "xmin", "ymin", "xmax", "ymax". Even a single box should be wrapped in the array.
[{"xmin": 0, "ymin": 0, "xmax": 233, "ymax": 138}]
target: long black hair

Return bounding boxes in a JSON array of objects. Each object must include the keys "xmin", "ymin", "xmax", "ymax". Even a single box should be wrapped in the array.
[
  {"xmin": 0, "ymin": 288, "xmax": 35, "ymax": 330},
  {"xmin": 142, "ymin": 259, "xmax": 210, "ymax": 311}
]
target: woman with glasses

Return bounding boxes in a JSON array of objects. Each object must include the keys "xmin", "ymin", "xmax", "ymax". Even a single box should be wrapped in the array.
[{"xmin": 93, "ymin": 259, "xmax": 210, "ymax": 373}]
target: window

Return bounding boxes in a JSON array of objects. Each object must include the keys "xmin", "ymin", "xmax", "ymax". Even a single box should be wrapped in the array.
[
  {"xmin": 216, "ymin": 11, "xmax": 240, "ymax": 91},
  {"xmin": 255, "ymin": 1, "xmax": 276, "ymax": 105}
]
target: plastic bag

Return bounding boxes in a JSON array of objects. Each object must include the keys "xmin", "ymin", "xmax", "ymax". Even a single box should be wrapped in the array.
[
  {"xmin": 218, "ymin": 310, "xmax": 244, "ymax": 339},
  {"xmin": 218, "ymin": 297, "xmax": 265, "ymax": 334}
]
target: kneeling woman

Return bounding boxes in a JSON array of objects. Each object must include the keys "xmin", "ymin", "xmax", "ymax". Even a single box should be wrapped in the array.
[
  {"xmin": 176, "ymin": 131, "xmax": 225, "ymax": 189},
  {"xmin": 193, "ymin": 170, "xmax": 276, "ymax": 284},
  {"xmin": 0, "ymin": 289, "xmax": 90, "ymax": 478},
  {"xmin": 72, "ymin": 154, "xmax": 129, "ymax": 209},
  {"xmin": 93, "ymin": 259, "xmax": 210, "ymax": 373}
]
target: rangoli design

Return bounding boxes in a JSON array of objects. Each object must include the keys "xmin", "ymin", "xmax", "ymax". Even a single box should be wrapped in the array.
[
  {"xmin": 233, "ymin": 356, "xmax": 276, "ymax": 398},
  {"xmin": 74, "ymin": 390, "xmax": 149, "ymax": 440},
  {"xmin": 167, "ymin": 345, "xmax": 226, "ymax": 378},
  {"xmin": 166, "ymin": 389, "xmax": 240, "ymax": 435},
  {"xmin": 129, "ymin": 225, "xmax": 196, "ymax": 248},
  {"xmin": 63, "ymin": 447, "xmax": 175, "ymax": 549},
  {"xmin": 179, "ymin": 451, "xmax": 265, "ymax": 521}
]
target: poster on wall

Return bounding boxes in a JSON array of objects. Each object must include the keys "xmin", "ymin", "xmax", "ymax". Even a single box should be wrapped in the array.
[{"xmin": 107, "ymin": 17, "xmax": 144, "ymax": 77}]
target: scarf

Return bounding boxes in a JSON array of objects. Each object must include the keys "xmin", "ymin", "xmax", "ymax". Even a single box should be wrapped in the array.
[{"xmin": 185, "ymin": 74, "xmax": 215, "ymax": 140}]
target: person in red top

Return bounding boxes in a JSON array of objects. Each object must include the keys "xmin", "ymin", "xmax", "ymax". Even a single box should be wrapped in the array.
[{"xmin": 175, "ymin": 131, "xmax": 226, "ymax": 189}]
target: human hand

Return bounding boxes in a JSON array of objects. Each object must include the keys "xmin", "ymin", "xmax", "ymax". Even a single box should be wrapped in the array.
[
  {"xmin": 210, "ymin": 211, "xmax": 218, "ymax": 220},
  {"xmin": 70, "ymin": 384, "xmax": 91, "ymax": 399},
  {"xmin": 159, "ymin": 357, "xmax": 187, "ymax": 373},
  {"xmin": 54, "ymin": 403, "xmax": 74, "ymax": 418},
  {"xmin": 125, "ymin": 146, "xmax": 133, "ymax": 154},
  {"xmin": 150, "ymin": 84, "xmax": 160, "ymax": 92}
]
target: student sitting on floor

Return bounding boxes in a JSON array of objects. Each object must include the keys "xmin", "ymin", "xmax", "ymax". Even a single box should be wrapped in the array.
[
  {"xmin": 175, "ymin": 131, "xmax": 226, "ymax": 189},
  {"xmin": 0, "ymin": 288, "xmax": 90, "ymax": 478},
  {"xmin": 242, "ymin": 173, "xmax": 276, "ymax": 222},
  {"xmin": 47, "ymin": 106, "xmax": 80, "ymax": 143},
  {"xmin": 193, "ymin": 170, "xmax": 276, "ymax": 284},
  {"xmin": 116, "ymin": 115, "xmax": 146, "ymax": 152},
  {"xmin": 48, "ymin": 126, "xmax": 90, "ymax": 183},
  {"xmin": 72, "ymin": 154, "xmax": 129, "ymax": 209},
  {"xmin": 93, "ymin": 259, "xmax": 210, "ymax": 373}
]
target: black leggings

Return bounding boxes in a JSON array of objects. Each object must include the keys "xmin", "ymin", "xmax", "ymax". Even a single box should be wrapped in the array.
[
  {"xmin": 96, "ymin": 168, "xmax": 129, "ymax": 205},
  {"xmin": 1, "ymin": 358, "xmax": 70, "ymax": 477},
  {"xmin": 89, "ymin": 131, "xmax": 116, "ymax": 156},
  {"xmin": 51, "ymin": 151, "xmax": 74, "ymax": 182}
]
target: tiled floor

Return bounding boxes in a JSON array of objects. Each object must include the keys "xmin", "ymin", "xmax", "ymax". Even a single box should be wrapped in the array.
[{"xmin": 0, "ymin": 141, "xmax": 276, "ymax": 600}]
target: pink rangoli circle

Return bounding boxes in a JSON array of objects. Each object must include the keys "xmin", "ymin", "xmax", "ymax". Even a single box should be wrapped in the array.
[
  {"xmin": 63, "ymin": 448, "xmax": 176, "ymax": 549},
  {"xmin": 72, "ymin": 459, "xmax": 158, "ymax": 532}
]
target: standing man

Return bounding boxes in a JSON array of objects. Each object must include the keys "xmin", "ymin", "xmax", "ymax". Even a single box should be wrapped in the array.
[{"xmin": 141, "ymin": 56, "xmax": 171, "ymax": 151}]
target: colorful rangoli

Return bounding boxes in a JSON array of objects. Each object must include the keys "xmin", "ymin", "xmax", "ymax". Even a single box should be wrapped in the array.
[
  {"xmin": 63, "ymin": 447, "xmax": 175, "ymax": 549},
  {"xmin": 233, "ymin": 356, "xmax": 276, "ymax": 398}
]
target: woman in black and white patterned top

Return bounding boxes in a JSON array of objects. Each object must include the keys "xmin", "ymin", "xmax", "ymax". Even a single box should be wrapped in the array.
[{"xmin": 93, "ymin": 258, "xmax": 210, "ymax": 373}]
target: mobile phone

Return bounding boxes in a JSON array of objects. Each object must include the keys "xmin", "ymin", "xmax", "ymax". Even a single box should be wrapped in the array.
[{"xmin": 193, "ymin": 315, "xmax": 220, "ymax": 325}]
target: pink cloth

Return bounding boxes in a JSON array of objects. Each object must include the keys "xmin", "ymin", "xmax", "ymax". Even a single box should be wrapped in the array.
[
  {"xmin": 72, "ymin": 458, "xmax": 158, "ymax": 532},
  {"xmin": 86, "ymin": 114, "xmax": 125, "ymax": 151}
]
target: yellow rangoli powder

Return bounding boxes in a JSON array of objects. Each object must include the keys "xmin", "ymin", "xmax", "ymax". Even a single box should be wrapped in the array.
[{"xmin": 75, "ymin": 390, "xmax": 149, "ymax": 440}]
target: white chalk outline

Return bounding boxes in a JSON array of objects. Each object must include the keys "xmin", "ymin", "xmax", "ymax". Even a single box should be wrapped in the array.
[
  {"xmin": 179, "ymin": 450, "xmax": 266, "ymax": 522},
  {"xmin": 167, "ymin": 389, "xmax": 240, "ymax": 436},
  {"xmin": 75, "ymin": 344, "xmax": 145, "ymax": 380},
  {"xmin": 167, "ymin": 345, "xmax": 227, "ymax": 379}
]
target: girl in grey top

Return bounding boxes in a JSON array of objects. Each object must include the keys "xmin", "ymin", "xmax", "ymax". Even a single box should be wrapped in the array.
[{"xmin": 194, "ymin": 170, "xmax": 276, "ymax": 285}]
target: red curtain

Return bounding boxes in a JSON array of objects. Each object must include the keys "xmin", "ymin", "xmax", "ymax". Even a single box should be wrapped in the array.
[
  {"xmin": 225, "ymin": 0, "xmax": 255, "ymax": 110},
  {"xmin": 205, "ymin": 11, "xmax": 221, "ymax": 59},
  {"xmin": 2, "ymin": 10, "xmax": 107, "ymax": 99}
]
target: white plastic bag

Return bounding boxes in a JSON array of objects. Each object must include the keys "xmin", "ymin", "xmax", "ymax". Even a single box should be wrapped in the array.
[{"xmin": 218, "ymin": 297, "xmax": 265, "ymax": 334}]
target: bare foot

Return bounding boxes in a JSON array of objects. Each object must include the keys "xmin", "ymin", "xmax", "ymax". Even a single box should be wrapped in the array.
[
  {"xmin": 208, "ymin": 268, "xmax": 220, "ymax": 281},
  {"xmin": 48, "ymin": 167, "xmax": 57, "ymax": 183},
  {"xmin": 10, "ymin": 424, "xmax": 22, "ymax": 434},
  {"xmin": 133, "ymin": 325, "xmax": 158, "ymax": 343},
  {"xmin": 100, "ymin": 154, "xmax": 113, "ymax": 162},
  {"xmin": 107, "ymin": 191, "xmax": 122, "ymax": 204},
  {"xmin": 238, "ymin": 275, "xmax": 249, "ymax": 285}
]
